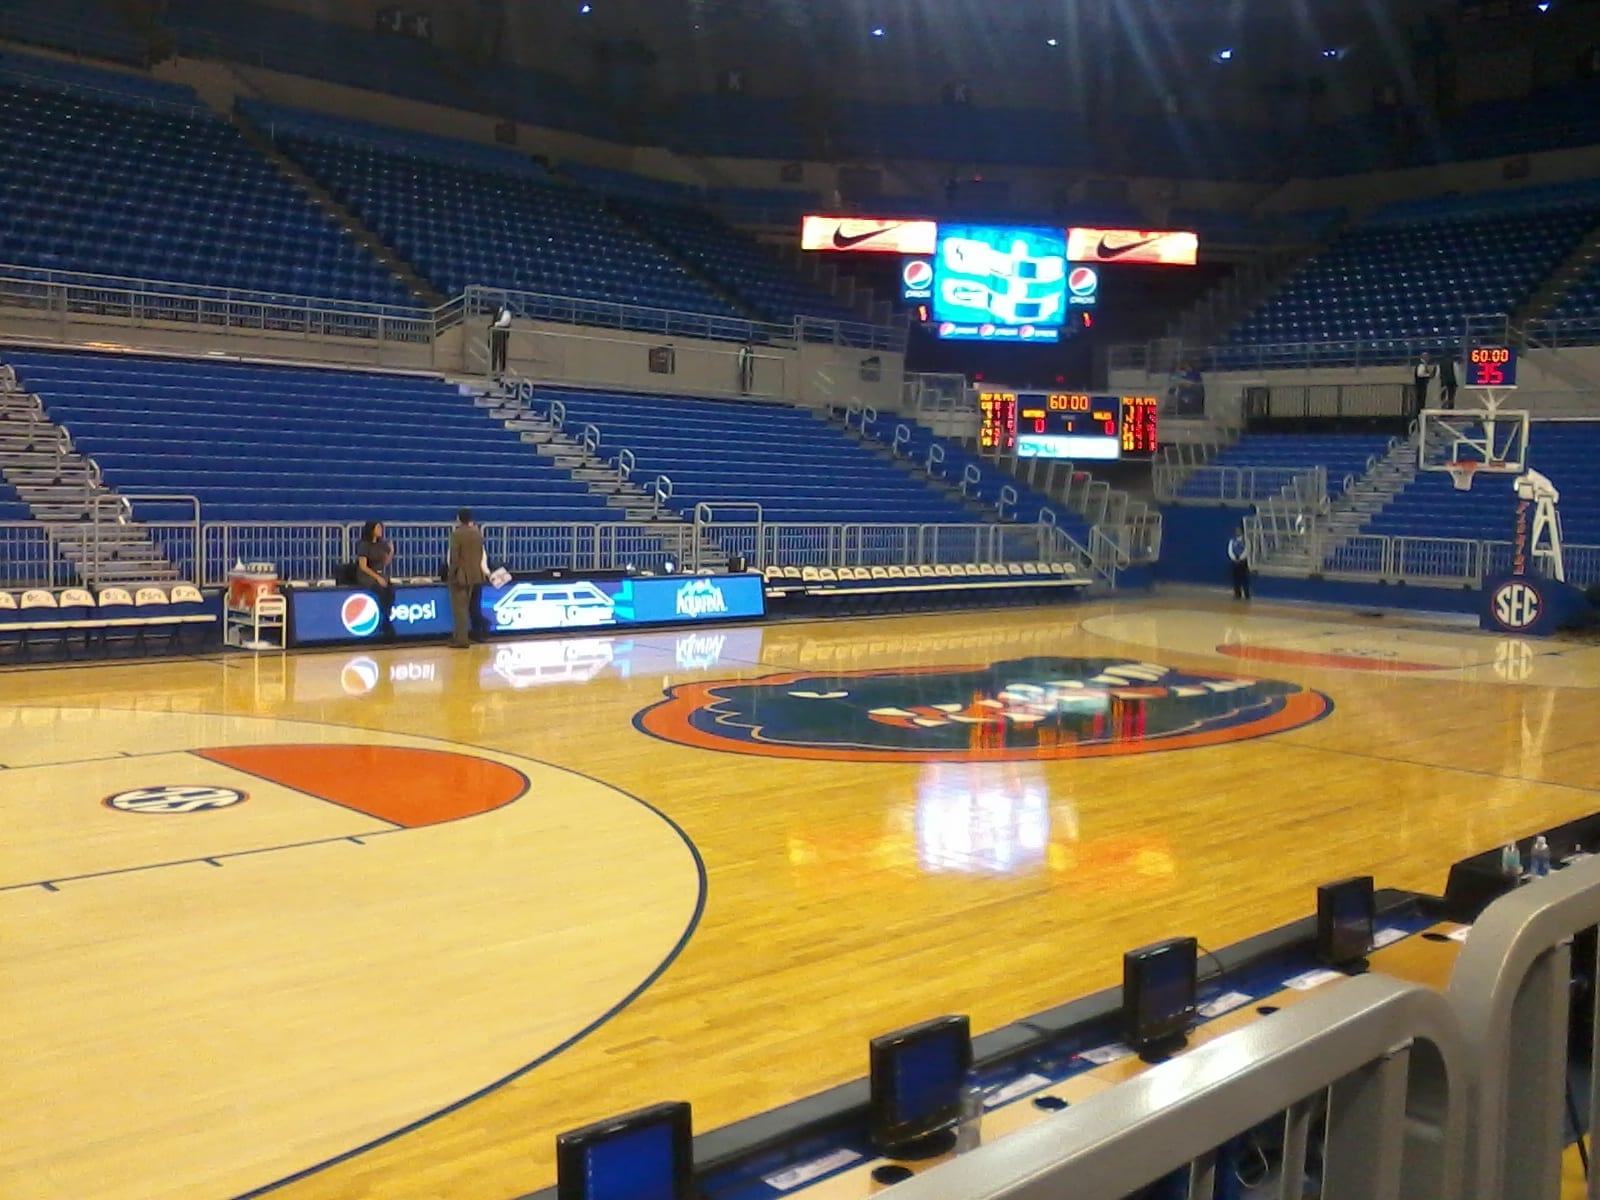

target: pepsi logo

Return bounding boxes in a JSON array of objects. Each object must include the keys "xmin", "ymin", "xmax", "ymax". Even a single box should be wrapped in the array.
[
  {"xmin": 341, "ymin": 593, "xmax": 382, "ymax": 638},
  {"xmin": 902, "ymin": 260, "xmax": 933, "ymax": 289},
  {"xmin": 341, "ymin": 656, "xmax": 381, "ymax": 695},
  {"xmin": 1020, "ymin": 325, "xmax": 1036, "ymax": 338},
  {"xmin": 938, "ymin": 321, "xmax": 956, "ymax": 336},
  {"xmin": 980, "ymin": 324, "xmax": 996, "ymax": 337},
  {"xmin": 1068, "ymin": 266, "xmax": 1099, "ymax": 297}
]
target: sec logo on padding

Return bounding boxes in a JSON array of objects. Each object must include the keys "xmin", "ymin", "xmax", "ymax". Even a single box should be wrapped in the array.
[
  {"xmin": 104, "ymin": 785, "xmax": 248, "ymax": 814},
  {"xmin": 1492, "ymin": 581, "xmax": 1541, "ymax": 631}
]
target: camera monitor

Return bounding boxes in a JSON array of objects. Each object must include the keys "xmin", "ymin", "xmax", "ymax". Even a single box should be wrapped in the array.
[
  {"xmin": 1122, "ymin": 937, "xmax": 1199, "ymax": 1063},
  {"xmin": 868, "ymin": 1014, "xmax": 973, "ymax": 1159},
  {"xmin": 1317, "ymin": 875, "xmax": 1375, "ymax": 974},
  {"xmin": 556, "ymin": 1101, "xmax": 694, "ymax": 1200}
]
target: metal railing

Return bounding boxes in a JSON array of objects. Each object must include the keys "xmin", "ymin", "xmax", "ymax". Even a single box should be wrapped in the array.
[
  {"xmin": 1243, "ymin": 382, "xmax": 1412, "ymax": 421},
  {"xmin": 1449, "ymin": 855, "xmax": 1600, "ymax": 1200},
  {"xmin": 1155, "ymin": 463, "xmax": 1326, "ymax": 506},
  {"xmin": 887, "ymin": 974, "xmax": 1466, "ymax": 1200},
  {"xmin": 1258, "ymin": 530, "xmax": 1600, "ymax": 589}
]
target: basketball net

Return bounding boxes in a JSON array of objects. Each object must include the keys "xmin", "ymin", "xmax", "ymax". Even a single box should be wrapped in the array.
[{"xmin": 1446, "ymin": 460, "xmax": 1479, "ymax": 491}]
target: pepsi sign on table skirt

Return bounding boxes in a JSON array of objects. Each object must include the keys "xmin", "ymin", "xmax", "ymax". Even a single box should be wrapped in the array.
[{"xmin": 287, "ymin": 575, "xmax": 767, "ymax": 647}]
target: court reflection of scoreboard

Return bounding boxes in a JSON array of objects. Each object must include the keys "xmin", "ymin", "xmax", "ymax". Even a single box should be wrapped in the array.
[{"xmin": 978, "ymin": 391, "xmax": 1158, "ymax": 460}]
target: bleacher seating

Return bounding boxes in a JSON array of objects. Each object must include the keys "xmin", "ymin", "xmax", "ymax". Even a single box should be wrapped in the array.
[
  {"xmin": 608, "ymin": 198, "xmax": 862, "ymax": 326},
  {"xmin": 536, "ymin": 388, "xmax": 987, "ymax": 528},
  {"xmin": 1359, "ymin": 424, "xmax": 1600, "ymax": 546},
  {"xmin": 0, "ymin": 583, "xmax": 215, "ymax": 655},
  {"xmin": 1220, "ymin": 183, "xmax": 1600, "ymax": 361},
  {"xmin": 857, "ymin": 412, "xmax": 1095, "ymax": 547},
  {"xmin": 0, "ymin": 67, "xmax": 412, "ymax": 305},
  {"xmin": 1551, "ymin": 257, "xmax": 1600, "ymax": 333},
  {"xmin": 3, "ymin": 350, "xmax": 613, "ymax": 533},
  {"xmin": 1179, "ymin": 434, "xmax": 1392, "ymax": 503},
  {"xmin": 271, "ymin": 130, "xmax": 743, "ymax": 315},
  {"xmin": 239, "ymin": 99, "xmax": 547, "ymax": 180}
]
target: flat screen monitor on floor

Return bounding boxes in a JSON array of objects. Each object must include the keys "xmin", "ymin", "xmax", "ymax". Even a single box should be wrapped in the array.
[
  {"xmin": 1123, "ymin": 937, "xmax": 1198, "ymax": 1062},
  {"xmin": 556, "ymin": 1101, "xmax": 693, "ymax": 1200},
  {"xmin": 1317, "ymin": 875, "xmax": 1376, "ymax": 972},
  {"xmin": 868, "ymin": 1014, "xmax": 973, "ymax": 1158}
]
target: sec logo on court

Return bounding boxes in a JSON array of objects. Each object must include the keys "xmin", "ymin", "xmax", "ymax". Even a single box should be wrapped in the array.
[
  {"xmin": 635, "ymin": 657, "xmax": 1332, "ymax": 762},
  {"xmin": 104, "ymin": 785, "xmax": 248, "ymax": 814},
  {"xmin": 1492, "ymin": 581, "xmax": 1542, "ymax": 630}
]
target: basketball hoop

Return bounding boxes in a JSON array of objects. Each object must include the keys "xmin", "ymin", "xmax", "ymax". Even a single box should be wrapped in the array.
[{"xmin": 1446, "ymin": 460, "xmax": 1479, "ymax": 491}]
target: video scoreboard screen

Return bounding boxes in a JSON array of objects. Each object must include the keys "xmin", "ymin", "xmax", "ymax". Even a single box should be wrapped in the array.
[{"xmin": 978, "ymin": 391, "xmax": 1159, "ymax": 460}]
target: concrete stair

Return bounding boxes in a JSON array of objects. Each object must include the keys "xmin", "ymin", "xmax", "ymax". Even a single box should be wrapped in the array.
[
  {"xmin": 471, "ymin": 381, "xmax": 724, "ymax": 564},
  {"xmin": 0, "ymin": 382, "xmax": 179, "ymax": 583}
]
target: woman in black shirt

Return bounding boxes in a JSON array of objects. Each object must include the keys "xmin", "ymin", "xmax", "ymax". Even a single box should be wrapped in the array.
[{"xmin": 355, "ymin": 520, "xmax": 396, "ymax": 641}]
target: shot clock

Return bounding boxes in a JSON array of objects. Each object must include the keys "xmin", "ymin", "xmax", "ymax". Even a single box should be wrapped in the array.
[{"xmin": 1465, "ymin": 346, "xmax": 1517, "ymax": 389}]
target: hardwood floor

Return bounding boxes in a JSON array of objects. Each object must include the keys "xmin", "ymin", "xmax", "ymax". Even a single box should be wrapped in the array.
[{"xmin": 4, "ymin": 599, "xmax": 1598, "ymax": 1200}]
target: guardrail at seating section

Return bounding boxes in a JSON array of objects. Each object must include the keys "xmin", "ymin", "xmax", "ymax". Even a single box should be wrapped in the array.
[
  {"xmin": 0, "ymin": 269, "xmax": 905, "ymax": 353},
  {"xmin": 0, "ymin": 520, "xmax": 1096, "ymax": 591},
  {"xmin": 1271, "ymin": 531, "xmax": 1600, "ymax": 589}
]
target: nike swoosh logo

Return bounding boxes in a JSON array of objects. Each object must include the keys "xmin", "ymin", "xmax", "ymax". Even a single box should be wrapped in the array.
[
  {"xmin": 833, "ymin": 226, "xmax": 898, "ymax": 248},
  {"xmin": 1096, "ymin": 235, "xmax": 1163, "ymax": 259}
]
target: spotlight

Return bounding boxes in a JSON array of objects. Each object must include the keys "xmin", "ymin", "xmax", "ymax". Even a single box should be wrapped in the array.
[
  {"xmin": 579, "ymin": 3, "xmax": 591, "ymax": 11},
  {"xmin": 1535, "ymin": 1, "xmax": 1552, "ymax": 11},
  {"xmin": 1046, "ymin": 37, "xmax": 1059, "ymax": 46},
  {"xmin": 1213, "ymin": 48, "xmax": 1234, "ymax": 62},
  {"xmin": 871, "ymin": 26, "xmax": 885, "ymax": 37}
]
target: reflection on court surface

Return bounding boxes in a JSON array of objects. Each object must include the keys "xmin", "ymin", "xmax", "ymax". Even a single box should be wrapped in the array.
[{"xmin": 4, "ymin": 603, "xmax": 1600, "ymax": 1200}]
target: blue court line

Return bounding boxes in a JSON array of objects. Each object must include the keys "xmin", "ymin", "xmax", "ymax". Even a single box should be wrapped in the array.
[{"xmin": 229, "ymin": 770, "xmax": 709, "ymax": 1200}]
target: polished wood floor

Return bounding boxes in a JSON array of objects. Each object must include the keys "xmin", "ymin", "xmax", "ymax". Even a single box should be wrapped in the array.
[{"xmin": 5, "ymin": 599, "xmax": 1600, "ymax": 1200}]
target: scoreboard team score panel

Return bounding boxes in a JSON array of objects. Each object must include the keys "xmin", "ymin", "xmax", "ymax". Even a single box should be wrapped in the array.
[{"xmin": 979, "ymin": 391, "xmax": 1160, "ymax": 460}]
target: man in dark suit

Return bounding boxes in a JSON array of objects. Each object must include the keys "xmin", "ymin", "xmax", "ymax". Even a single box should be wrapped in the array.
[{"xmin": 447, "ymin": 507, "xmax": 488, "ymax": 648}]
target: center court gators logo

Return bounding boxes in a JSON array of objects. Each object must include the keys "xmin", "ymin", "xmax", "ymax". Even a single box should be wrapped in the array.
[
  {"xmin": 341, "ymin": 592, "xmax": 382, "ymax": 637},
  {"xmin": 634, "ymin": 657, "xmax": 1332, "ymax": 762}
]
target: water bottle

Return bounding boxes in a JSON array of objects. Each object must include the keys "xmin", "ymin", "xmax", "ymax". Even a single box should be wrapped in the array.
[
  {"xmin": 955, "ymin": 1073, "xmax": 985, "ymax": 1153},
  {"xmin": 1530, "ymin": 835, "xmax": 1552, "ymax": 878},
  {"xmin": 1501, "ymin": 841, "xmax": 1523, "ymax": 879}
]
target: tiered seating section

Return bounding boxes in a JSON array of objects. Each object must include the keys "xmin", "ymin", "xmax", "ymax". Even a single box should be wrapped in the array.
[
  {"xmin": 1357, "ymin": 425, "xmax": 1600, "ymax": 547},
  {"xmin": 537, "ymin": 388, "xmax": 978, "ymax": 526},
  {"xmin": 4, "ymin": 350, "xmax": 611, "ymax": 533},
  {"xmin": 1220, "ymin": 183, "xmax": 1600, "ymax": 360},
  {"xmin": 856, "ymin": 412, "xmax": 1094, "ymax": 546},
  {"xmin": 0, "ymin": 56, "xmax": 410, "ymax": 305},
  {"xmin": 266, "ymin": 119, "xmax": 741, "ymax": 316},
  {"xmin": 1178, "ymin": 434, "xmax": 1392, "ymax": 504}
]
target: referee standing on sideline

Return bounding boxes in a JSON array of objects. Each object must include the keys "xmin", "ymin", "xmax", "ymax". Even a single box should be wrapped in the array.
[{"xmin": 1228, "ymin": 526, "xmax": 1252, "ymax": 600}]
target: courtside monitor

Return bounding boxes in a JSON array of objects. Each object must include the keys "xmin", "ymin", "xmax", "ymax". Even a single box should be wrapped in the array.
[
  {"xmin": 1317, "ymin": 875, "xmax": 1376, "ymax": 974},
  {"xmin": 868, "ymin": 1014, "xmax": 973, "ymax": 1159},
  {"xmin": 1122, "ymin": 937, "xmax": 1198, "ymax": 1063},
  {"xmin": 556, "ymin": 1101, "xmax": 694, "ymax": 1200}
]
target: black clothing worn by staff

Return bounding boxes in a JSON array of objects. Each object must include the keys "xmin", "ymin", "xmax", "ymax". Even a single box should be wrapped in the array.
[
  {"xmin": 1227, "ymin": 528, "xmax": 1251, "ymax": 601},
  {"xmin": 489, "ymin": 305, "xmax": 511, "ymax": 374},
  {"xmin": 1438, "ymin": 354, "xmax": 1459, "ymax": 410},
  {"xmin": 1413, "ymin": 352, "xmax": 1438, "ymax": 416},
  {"xmin": 355, "ymin": 520, "xmax": 396, "ymax": 641}
]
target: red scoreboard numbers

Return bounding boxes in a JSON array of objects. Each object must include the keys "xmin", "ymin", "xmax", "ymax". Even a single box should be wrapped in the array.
[
  {"xmin": 1465, "ymin": 346, "xmax": 1517, "ymax": 389},
  {"xmin": 1121, "ymin": 396, "xmax": 1159, "ymax": 455}
]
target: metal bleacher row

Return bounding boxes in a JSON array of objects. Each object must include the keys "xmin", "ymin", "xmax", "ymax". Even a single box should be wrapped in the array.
[{"xmin": 1179, "ymin": 433, "xmax": 1393, "ymax": 503}]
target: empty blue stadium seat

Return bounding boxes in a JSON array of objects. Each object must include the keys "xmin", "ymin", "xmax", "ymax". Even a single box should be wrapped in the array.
[
  {"xmin": 0, "ymin": 72, "xmax": 413, "ymax": 305},
  {"xmin": 1218, "ymin": 182, "xmax": 1600, "ymax": 363}
]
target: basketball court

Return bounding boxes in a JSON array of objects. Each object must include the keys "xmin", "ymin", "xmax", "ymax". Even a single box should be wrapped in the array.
[{"xmin": 5, "ymin": 600, "xmax": 1600, "ymax": 1200}]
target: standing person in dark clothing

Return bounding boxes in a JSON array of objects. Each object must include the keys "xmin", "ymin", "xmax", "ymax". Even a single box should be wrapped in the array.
[
  {"xmin": 1227, "ymin": 526, "xmax": 1251, "ymax": 601},
  {"xmin": 737, "ymin": 341, "xmax": 755, "ymax": 395},
  {"xmin": 447, "ymin": 508, "xmax": 489, "ymax": 648},
  {"xmin": 355, "ymin": 519, "xmax": 396, "ymax": 641},
  {"xmin": 1438, "ymin": 351, "xmax": 1459, "ymax": 410},
  {"xmin": 488, "ymin": 304, "xmax": 512, "ymax": 375}
]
